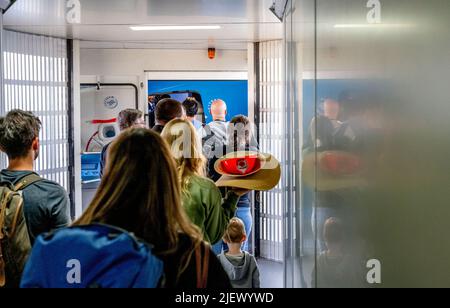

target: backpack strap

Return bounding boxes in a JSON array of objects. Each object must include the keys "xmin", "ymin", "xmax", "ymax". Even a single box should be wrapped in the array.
[
  {"xmin": 202, "ymin": 245, "xmax": 209, "ymax": 287},
  {"xmin": 0, "ymin": 174, "xmax": 40, "ymax": 241},
  {"xmin": 0, "ymin": 185, "xmax": 16, "ymax": 287},
  {"xmin": 0, "ymin": 189, "xmax": 14, "ymax": 239},
  {"xmin": 14, "ymin": 173, "xmax": 42, "ymax": 192},
  {"xmin": 0, "ymin": 174, "xmax": 40, "ymax": 287},
  {"xmin": 0, "ymin": 240, "xmax": 5, "ymax": 286},
  {"xmin": 195, "ymin": 243, "xmax": 210, "ymax": 288}
]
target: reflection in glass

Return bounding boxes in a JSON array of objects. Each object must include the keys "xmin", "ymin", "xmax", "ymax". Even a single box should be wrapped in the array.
[{"xmin": 285, "ymin": 0, "xmax": 450, "ymax": 288}]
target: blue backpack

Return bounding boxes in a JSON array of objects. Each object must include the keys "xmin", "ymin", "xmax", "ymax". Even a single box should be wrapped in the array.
[{"xmin": 20, "ymin": 224, "xmax": 164, "ymax": 288}]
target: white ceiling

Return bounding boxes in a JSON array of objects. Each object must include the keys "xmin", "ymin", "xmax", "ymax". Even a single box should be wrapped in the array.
[{"xmin": 3, "ymin": 0, "xmax": 284, "ymax": 50}]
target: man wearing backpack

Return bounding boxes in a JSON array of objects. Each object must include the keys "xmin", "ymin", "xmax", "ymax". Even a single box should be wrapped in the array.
[
  {"xmin": 0, "ymin": 110, "xmax": 71, "ymax": 287},
  {"xmin": 202, "ymin": 99, "xmax": 229, "ymax": 182}
]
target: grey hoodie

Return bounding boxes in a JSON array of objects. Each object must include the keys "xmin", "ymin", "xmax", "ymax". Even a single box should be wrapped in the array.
[{"xmin": 218, "ymin": 251, "xmax": 260, "ymax": 288}]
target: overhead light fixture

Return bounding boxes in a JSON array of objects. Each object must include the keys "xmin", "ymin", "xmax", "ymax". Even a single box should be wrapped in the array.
[
  {"xmin": 130, "ymin": 25, "xmax": 221, "ymax": 31},
  {"xmin": 334, "ymin": 24, "xmax": 413, "ymax": 29}
]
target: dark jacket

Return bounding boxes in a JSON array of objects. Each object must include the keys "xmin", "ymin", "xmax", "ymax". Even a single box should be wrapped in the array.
[
  {"xmin": 152, "ymin": 124, "xmax": 165, "ymax": 135},
  {"xmin": 202, "ymin": 121, "xmax": 228, "ymax": 181},
  {"xmin": 0, "ymin": 170, "xmax": 71, "ymax": 244},
  {"xmin": 161, "ymin": 234, "xmax": 232, "ymax": 289}
]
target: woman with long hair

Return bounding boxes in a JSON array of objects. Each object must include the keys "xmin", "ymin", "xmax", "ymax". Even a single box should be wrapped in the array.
[
  {"xmin": 226, "ymin": 115, "xmax": 258, "ymax": 251},
  {"xmin": 161, "ymin": 119, "xmax": 244, "ymax": 246},
  {"xmin": 209, "ymin": 115, "xmax": 258, "ymax": 253},
  {"xmin": 75, "ymin": 127, "xmax": 231, "ymax": 288}
]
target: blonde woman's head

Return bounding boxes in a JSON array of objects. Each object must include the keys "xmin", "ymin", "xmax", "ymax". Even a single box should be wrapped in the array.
[{"xmin": 161, "ymin": 119, "xmax": 206, "ymax": 192}]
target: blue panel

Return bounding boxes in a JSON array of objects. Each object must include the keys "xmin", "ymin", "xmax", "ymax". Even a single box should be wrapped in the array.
[
  {"xmin": 81, "ymin": 153, "xmax": 102, "ymax": 182},
  {"xmin": 148, "ymin": 80, "xmax": 248, "ymax": 123}
]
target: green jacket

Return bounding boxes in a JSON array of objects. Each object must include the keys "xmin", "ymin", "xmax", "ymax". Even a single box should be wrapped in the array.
[{"xmin": 182, "ymin": 175, "xmax": 239, "ymax": 244}]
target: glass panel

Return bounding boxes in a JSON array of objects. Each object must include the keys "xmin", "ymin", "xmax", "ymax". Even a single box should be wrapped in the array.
[
  {"xmin": 285, "ymin": 0, "xmax": 316, "ymax": 288},
  {"xmin": 259, "ymin": 40, "xmax": 285, "ymax": 262},
  {"xmin": 287, "ymin": 0, "xmax": 450, "ymax": 288}
]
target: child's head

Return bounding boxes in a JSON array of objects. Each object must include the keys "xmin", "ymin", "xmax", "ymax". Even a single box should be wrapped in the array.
[{"xmin": 223, "ymin": 218, "xmax": 246, "ymax": 244}]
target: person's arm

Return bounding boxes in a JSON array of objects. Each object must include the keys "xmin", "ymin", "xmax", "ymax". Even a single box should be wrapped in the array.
[
  {"xmin": 204, "ymin": 186, "xmax": 239, "ymax": 245},
  {"xmin": 49, "ymin": 185, "xmax": 72, "ymax": 229}
]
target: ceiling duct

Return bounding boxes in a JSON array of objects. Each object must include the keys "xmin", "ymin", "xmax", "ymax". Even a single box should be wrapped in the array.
[{"xmin": 269, "ymin": 0, "xmax": 288, "ymax": 22}]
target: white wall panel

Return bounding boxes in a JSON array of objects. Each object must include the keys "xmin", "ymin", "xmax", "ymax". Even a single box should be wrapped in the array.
[
  {"xmin": 1, "ymin": 31, "xmax": 71, "ymax": 196},
  {"xmin": 259, "ymin": 40, "xmax": 284, "ymax": 262}
]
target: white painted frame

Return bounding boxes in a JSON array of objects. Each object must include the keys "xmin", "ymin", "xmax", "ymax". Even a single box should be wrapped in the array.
[{"xmin": 145, "ymin": 71, "xmax": 248, "ymax": 81}]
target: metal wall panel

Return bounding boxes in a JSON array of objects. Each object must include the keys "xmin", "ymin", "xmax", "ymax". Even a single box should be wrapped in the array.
[
  {"xmin": 1, "ymin": 30, "xmax": 70, "ymax": 193},
  {"xmin": 259, "ymin": 40, "xmax": 284, "ymax": 262}
]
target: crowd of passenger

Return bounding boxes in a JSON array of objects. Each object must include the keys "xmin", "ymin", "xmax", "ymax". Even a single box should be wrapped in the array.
[{"xmin": 0, "ymin": 96, "xmax": 261, "ymax": 289}]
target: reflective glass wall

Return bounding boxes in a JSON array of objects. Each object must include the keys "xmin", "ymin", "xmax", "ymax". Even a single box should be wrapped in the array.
[{"xmin": 285, "ymin": 0, "xmax": 450, "ymax": 288}]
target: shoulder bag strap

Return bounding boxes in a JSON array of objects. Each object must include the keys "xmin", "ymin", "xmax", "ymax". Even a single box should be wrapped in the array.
[
  {"xmin": 14, "ymin": 173, "xmax": 42, "ymax": 192},
  {"xmin": 196, "ymin": 243, "xmax": 210, "ymax": 288}
]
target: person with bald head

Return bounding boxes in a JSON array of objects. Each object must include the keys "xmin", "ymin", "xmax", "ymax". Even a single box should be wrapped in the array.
[
  {"xmin": 210, "ymin": 99, "xmax": 227, "ymax": 121},
  {"xmin": 323, "ymin": 99, "xmax": 340, "ymax": 123},
  {"xmin": 202, "ymin": 99, "xmax": 230, "ymax": 180},
  {"xmin": 208, "ymin": 99, "xmax": 228, "ymax": 141},
  {"xmin": 305, "ymin": 98, "xmax": 343, "ymax": 153}
]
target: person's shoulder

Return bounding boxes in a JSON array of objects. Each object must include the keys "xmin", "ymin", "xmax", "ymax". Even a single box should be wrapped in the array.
[
  {"xmin": 244, "ymin": 251, "xmax": 258, "ymax": 261},
  {"xmin": 176, "ymin": 233, "xmax": 194, "ymax": 248},
  {"xmin": 189, "ymin": 174, "xmax": 217, "ymax": 189},
  {"xmin": 217, "ymin": 251, "xmax": 227, "ymax": 260},
  {"xmin": 31, "ymin": 177, "xmax": 67, "ymax": 196},
  {"xmin": 175, "ymin": 234, "xmax": 213, "ymax": 258},
  {"xmin": 20, "ymin": 177, "xmax": 67, "ymax": 211}
]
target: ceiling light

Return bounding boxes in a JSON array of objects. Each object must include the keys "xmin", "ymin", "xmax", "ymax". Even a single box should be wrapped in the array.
[
  {"xmin": 130, "ymin": 25, "xmax": 222, "ymax": 31},
  {"xmin": 334, "ymin": 24, "xmax": 413, "ymax": 29}
]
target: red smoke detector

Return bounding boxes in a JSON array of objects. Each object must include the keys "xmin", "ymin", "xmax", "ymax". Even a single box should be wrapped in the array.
[{"xmin": 208, "ymin": 48, "xmax": 216, "ymax": 60}]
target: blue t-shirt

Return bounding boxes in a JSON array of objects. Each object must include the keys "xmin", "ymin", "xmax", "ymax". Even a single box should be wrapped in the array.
[{"xmin": 0, "ymin": 170, "xmax": 71, "ymax": 244}]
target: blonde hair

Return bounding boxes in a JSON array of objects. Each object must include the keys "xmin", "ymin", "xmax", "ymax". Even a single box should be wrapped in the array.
[
  {"xmin": 223, "ymin": 218, "xmax": 246, "ymax": 244},
  {"xmin": 161, "ymin": 119, "xmax": 206, "ymax": 195}
]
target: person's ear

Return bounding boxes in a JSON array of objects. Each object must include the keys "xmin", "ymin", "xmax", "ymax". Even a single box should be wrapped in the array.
[
  {"xmin": 242, "ymin": 235, "xmax": 247, "ymax": 243},
  {"xmin": 32, "ymin": 137, "xmax": 39, "ymax": 151}
]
